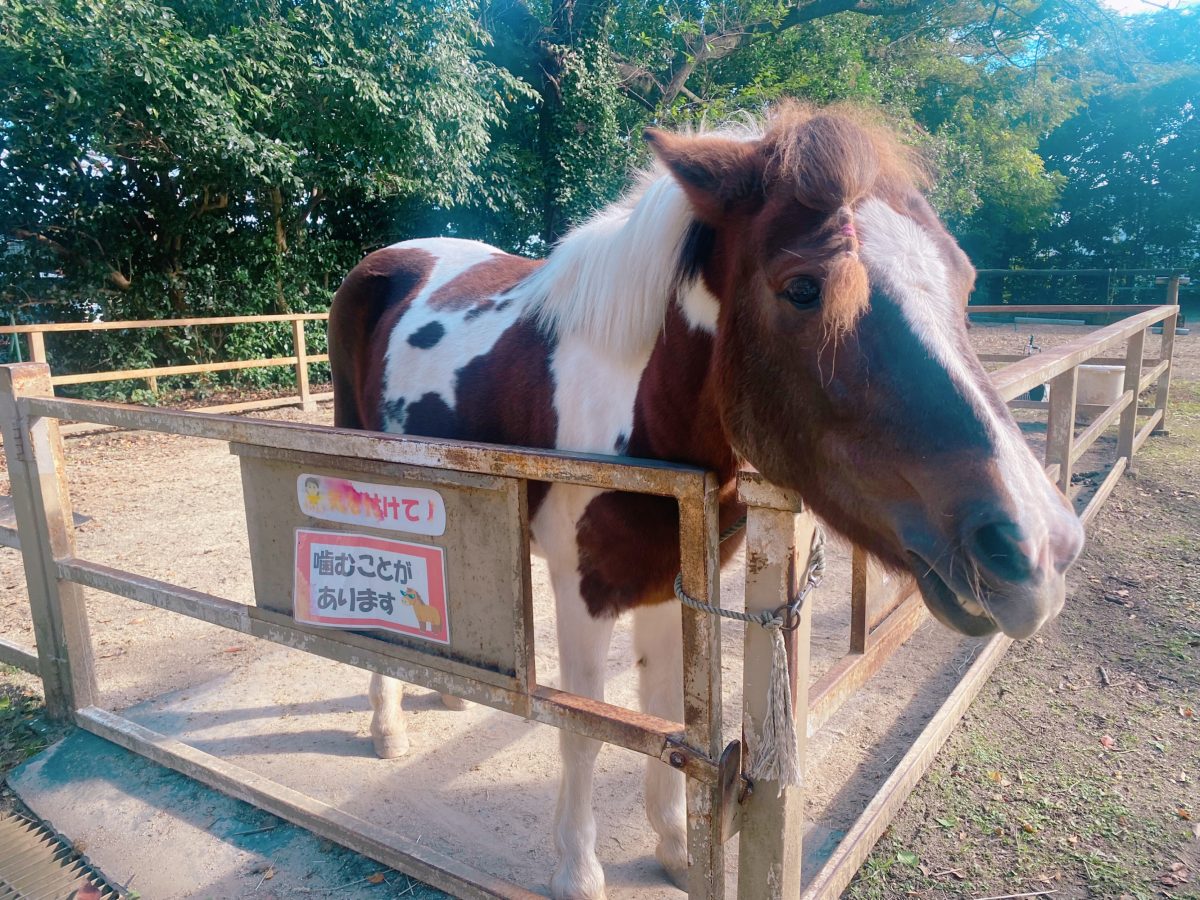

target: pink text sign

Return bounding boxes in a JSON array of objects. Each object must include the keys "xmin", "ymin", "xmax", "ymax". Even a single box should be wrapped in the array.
[
  {"xmin": 293, "ymin": 528, "xmax": 449, "ymax": 644},
  {"xmin": 297, "ymin": 474, "xmax": 446, "ymax": 536}
]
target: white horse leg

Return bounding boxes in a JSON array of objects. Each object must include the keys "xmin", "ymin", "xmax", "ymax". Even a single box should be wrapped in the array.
[
  {"xmin": 368, "ymin": 673, "xmax": 409, "ymax": 759},
  {"xmin": 549, "ymin": 566, "xmax": 616, "ymax": 900},
  {"xmin": 633, "ymin": 600, "xmax": 689, "ymax": 889},
  {"xmin": 439, "ymin": 692, "xmax": 470, "ymax": 711}
]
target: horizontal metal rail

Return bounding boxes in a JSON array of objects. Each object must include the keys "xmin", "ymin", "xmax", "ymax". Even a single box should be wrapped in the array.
[
  {"xmin": 56, "ymin": 555, "xmax": 719, "ymax": 784},
  {"xmin": 22, "ymin": 396, "xmax": 707, "ymax": 499}
]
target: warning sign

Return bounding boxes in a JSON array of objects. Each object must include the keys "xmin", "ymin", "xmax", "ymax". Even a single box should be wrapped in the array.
[{"xmin": 293, "ymin": 528, "xmax": 449, "ymax": 644}]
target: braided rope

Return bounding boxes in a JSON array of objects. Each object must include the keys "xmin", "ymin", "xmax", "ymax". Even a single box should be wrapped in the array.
[{"xmin": 673, "ymin": 516, "xmax": 826, "ymax": 629}]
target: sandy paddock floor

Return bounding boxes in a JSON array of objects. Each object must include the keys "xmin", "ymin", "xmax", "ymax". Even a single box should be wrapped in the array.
[{"xmin": 0, "ymin": 320, "xmax": 1192, "ymax": 896}]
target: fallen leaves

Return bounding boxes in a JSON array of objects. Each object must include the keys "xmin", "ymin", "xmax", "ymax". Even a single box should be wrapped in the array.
[
  {"xmin": 366, "ymin": 872, "xmax": 387, "ymax": 885},
  {"xmin": 1160, "ymin": 861, "xmax": 1191, "ymax": 888}
]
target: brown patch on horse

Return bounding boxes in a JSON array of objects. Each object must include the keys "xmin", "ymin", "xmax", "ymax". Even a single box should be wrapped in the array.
[
  {"xmin": 454, "ymin": 319, "xmax": 558, "ymax": 515},
  {"xmin": 576, "ymin": 306, "xmax": 742, "ymax": 617},
  {"xmin": 428, "ymin": 254, "xmax": 544, "ymax": 311},
  {"xmin": 329, "ymin": 247, "xmax": 435, "ymax": 430}
]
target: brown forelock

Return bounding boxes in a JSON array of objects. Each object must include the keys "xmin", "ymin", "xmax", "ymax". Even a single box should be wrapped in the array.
[
  {"xmin": 453, "ymin": 318, "xmax": 558, "ymax": 515},
  {"xmin": 763, "ymin": 102, "xmax": 926, "ymax": 213},
  {"xmin": 329, "ymin": 247, "xmax": 435, "ymax": 430},
  {"xmin": 575, "ymin": 305, "xmax": 744, "ymax": 617},
  {"xmin": 428, "ymin": 254, "xmax": 544, "ymax": 310},
  {"xmin": 753, "ymin": 105, "xmax": 928, "ymax": 339}
]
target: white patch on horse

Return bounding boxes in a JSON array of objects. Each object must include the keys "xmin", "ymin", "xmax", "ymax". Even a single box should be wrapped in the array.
[
  {"xmin": 388, "ymin": 237, "xmax": 501, "ymax": 301},
  {"xmin": 517, "ymin": 171, "xmax": 717, "ymax": 356},
  {"xmin": 379, "ymin": 243, "xmax": 525, "ymax": 431},
  {"xmin": 855, "ymin": 196, "xmax": 1054, "ymax": 534},
  {"xmin": 678, "ymin": 274, "xmax": 720, "ymax": 333}
]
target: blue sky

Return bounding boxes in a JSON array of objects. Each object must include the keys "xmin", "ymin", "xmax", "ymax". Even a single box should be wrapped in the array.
[{"xmin": 1101, "ymin": 0, "xmax": 1196, "ymax": 14}]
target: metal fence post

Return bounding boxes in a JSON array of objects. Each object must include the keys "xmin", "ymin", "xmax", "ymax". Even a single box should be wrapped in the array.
[
  {"xmin": 1118, "ymin": 328, "xmax": 1146, "ymax": 466},
  {"xmin": 678, "ymin": 475, "xmax": 725, "ymax": 900},
  {"xmin": 0, "ymin": 363, "xmax": 96, "ymax": 719},
  {"xmin": 292, "ymin": 318, "xmax": 315, "ymax": 412},
  {"xmin": 737, "ymin": 489, "xmax": 813, "ymax": 900}
]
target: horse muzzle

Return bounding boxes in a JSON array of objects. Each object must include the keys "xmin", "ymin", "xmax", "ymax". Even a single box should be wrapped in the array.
[{"xmin": 903, "ymin": 505, "xmax": 1083, "ymax": 640}]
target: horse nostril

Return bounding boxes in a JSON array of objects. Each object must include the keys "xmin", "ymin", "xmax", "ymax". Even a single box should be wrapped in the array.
[{"xmin": 968, "ymin": 520, "xmax": 1033, "ymax": 582}]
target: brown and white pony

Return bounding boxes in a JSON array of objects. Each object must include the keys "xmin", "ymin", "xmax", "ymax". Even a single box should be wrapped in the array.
[{"xmin": 329, "ymin": 104, "xmax": 1083, "ymax": 898}]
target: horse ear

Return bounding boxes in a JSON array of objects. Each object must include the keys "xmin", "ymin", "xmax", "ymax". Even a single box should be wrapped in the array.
[{"xmin": 644, "ymin": 128, "xmax": 762, "ymax": 222}]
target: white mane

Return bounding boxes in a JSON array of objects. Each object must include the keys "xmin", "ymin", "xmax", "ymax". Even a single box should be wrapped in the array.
[{"xmin": 514, "ymin": 171, "xmax": 696, "ymax": 357}]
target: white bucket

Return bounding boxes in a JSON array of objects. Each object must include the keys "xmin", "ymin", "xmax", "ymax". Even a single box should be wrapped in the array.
[
  {"xmin": 1078, "ymin": 364, "xmax": 1125, "ymax": 406},
  {"xmin": 1073, "ymin": 364, "xmax": 1125, "ymax": 424}
]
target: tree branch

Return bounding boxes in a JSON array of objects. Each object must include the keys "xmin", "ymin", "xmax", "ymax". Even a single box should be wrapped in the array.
[
  {"xmin": 653, "ymin": 0, "xmax": 937, "ymax": 108},
  {"xmin": 12, "ymin": 228, "xmax": 132, "ymax": 291}
]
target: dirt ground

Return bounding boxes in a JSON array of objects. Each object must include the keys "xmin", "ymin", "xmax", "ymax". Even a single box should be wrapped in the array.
[{"xmin": 0, "ymin": 321, "xmax": 1195, "ymax": 898}]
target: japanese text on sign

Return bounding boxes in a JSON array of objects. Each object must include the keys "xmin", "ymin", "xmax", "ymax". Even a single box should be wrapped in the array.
[
  {"xmin": 294, "ymin": 529, "xmax": 449, "ymax": 644},
  {"xmin": 297, "ymin": 474, "xmax": 446, "ymax": 536}
]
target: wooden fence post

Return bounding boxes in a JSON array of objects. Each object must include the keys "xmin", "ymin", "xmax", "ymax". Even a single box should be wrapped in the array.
[
  {"xmin": 28, "ymin": 330, "xmax": 46, "ymax": 364},
  {"xmin": 292, "ymin": 318, "xmax": 315, "ymax": 412},
  {"xmin": 0, "ymin": 363, "xmax": 96, "ymax": 719},
  {"xmin": 1118, "ymin": 328, "xmax": 1145, "ymax": 466},
  {"xmin": 1154, "ymin": 276, "xmax": 1180, "ymax": 435},
  {"xmin": 1045, "ymin": 367, "xmax": 1079, "ymax": 494},
  {"xmin": 737, "ymin": 482, "xmax": 812, "ymax": 900}
]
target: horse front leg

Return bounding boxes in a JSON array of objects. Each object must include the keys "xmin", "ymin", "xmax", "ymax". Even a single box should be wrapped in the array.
[
  {"xmin": 368, "ymin": 672, "xmax": 409, "ymax": 759},
  {"xmin": 633, "ymin": 599, "xmax": 689, "ymax": 889},
  {"xmin": 550, "ymin": 566, "xmax": 616, "ymax": 900}
]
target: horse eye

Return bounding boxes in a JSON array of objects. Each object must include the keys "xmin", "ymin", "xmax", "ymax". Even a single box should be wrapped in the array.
[{"xmin": 780, "ymin": 276, "xmax": 821, "ymax": 310}]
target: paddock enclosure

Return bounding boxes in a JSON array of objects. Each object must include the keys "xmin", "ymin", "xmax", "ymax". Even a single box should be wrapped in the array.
[{"xmin": 0, "ymin": 295, "xmax": 1184, "ymax": 898}]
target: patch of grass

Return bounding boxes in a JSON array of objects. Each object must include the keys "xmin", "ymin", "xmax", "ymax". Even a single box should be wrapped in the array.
[{"xmin": 0, "ymin": 672, "xmax": 58, "ymax": 777}]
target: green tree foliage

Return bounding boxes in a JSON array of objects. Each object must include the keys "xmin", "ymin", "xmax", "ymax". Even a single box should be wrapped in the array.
[
  {"xmin": 1036, "ymin": 6, "xmax": 1199, "ymax": 269},
  {"xmin": 0, "ymin": 0, "xmax": 1193, "ymax": 392},
  {"xmin": 0, "ymin": 0, "xmax": 516, "ymax": 387}
]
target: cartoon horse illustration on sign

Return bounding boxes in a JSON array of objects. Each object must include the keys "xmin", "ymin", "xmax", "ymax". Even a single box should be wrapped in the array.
[
  {"xmin": 329, "ymin": 102, "xmax": 1084, "ymax": 898},
  {"xmin": 397, "ymin": 587, "xmax": 441, "ymax": 633}
]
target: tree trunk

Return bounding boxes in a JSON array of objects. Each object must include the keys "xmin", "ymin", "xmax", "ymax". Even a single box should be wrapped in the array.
[{"xmin": 271, "ymin": 187, "xmax": 289, "ymax": 312}]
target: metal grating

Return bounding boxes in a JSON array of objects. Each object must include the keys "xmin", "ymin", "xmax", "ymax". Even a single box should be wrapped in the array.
[{"xmin": 0, "ymin": 811, "xmax": 119, "ymax": 899}]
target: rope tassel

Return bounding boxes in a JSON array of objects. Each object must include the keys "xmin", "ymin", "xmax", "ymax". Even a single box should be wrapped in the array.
[
  {"xmin": 747, "ymin": 621, "xmax": 801, "ymax": 793},
  {"xmin": 672, "ymin": 517, "xmax": 824, "ymax": 798}
]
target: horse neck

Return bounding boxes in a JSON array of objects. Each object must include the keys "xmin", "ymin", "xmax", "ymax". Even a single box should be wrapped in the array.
[{"xmin": 631, "ymin": 303, "xmax": 739, "ymax": 486}]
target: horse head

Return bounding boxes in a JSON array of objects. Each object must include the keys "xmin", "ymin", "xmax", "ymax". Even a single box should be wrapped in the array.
[{"xmin": 647, "ymin": 104, "xmax": 1084, "ymax": 639}]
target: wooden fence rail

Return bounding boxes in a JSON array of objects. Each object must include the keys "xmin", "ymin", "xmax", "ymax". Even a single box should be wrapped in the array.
[{"xmin": 0, "ymin": 312, "xmax": 332, "ymax": 415}]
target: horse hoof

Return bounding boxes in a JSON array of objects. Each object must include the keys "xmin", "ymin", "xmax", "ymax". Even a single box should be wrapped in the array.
[
  {"xmin": 549, "ymin": 860, "xmax": 606, "ymax": 900},
  {"xmin": 371, "ymin": 731, "xmax": 410, "ymax": 759},
  {"xmin": 440, "ymin": 693, "xmax": 470, "ymax": 711},
  {"xmin": 655, "ymin": 838, "xmax": 689, "ymax": 891}
]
